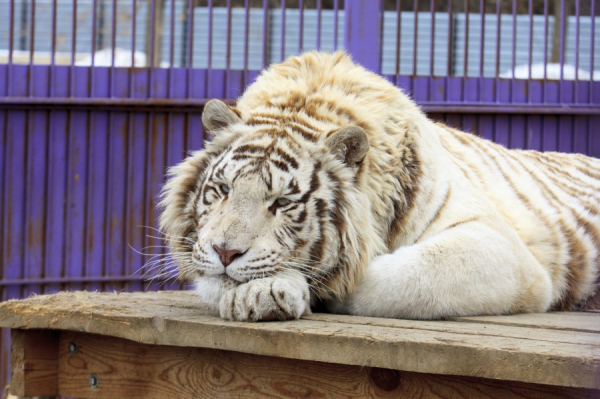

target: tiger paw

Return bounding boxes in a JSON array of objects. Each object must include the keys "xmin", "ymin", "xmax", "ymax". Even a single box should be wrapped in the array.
[{"xmin": 219, "ymin": 276, "xmax": 310, "ymax": 322}]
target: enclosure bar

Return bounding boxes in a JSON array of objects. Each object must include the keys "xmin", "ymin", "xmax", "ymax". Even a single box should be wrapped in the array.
[
  {"xmin": 574, "ymin": 0, "xmax": 581, "ymax": 101},
  {"xmin": 479, "ymin": 0, "xmax": 484, "ymax": 79},
  {"xmin": 590, "ymin": 0, "xmax": 596, "ymax": 103},
  {"xmin": 511, "ymin": 0, "xmax": 516, "ymax": 99},
  {"xmin": 243, "ymin": 0, "xmax": 250, "ymax": 77},
  {"xmin": 334, "ymin": 0, "xmax": 339, "ymax": 49},
  {"xmin": 8, "ymin": 0, "xmax": 14, "ymax": 67},
  {"xmin": 463, "ymin": 0, "xmax": 469, "ymax": 77},
  {"xmin": 2, "ymin": 96, "xmax": 596, "ymax": 115},
  {"xmin": 50, "ymin": 0, "xmax": 57, "ymax": 66},
  {"xmin": 130, "ymin": 0, "xmax": 137, "ymax": 96},
  {"xmin": 0, "ymin": 276, "xmax": 150, "ymax": 286},
  {"xmin": 559, "ymin": 0, "xmax": 565, "ymax": 83},
  {"xmin": 316, "ymin": 0, "xmax": 322, "ymax": 50},
  {"xmin": 187, "ymin": 0, "xmax": 195, "ymax": 71},
  {"xmin": 494, "ymin": 0, "xmax": 501, "ymax": 79},
  {"xmin": 528, "ymin": 0, "xmax": 533, "ymax": 102},
  {"xmin": 131, "ymin": 0, "xmax": 137, "ymax": 70},
  {"xmin": 226, "ymin": 0, "xmax": 233, "ymax": 72},
  {"xmin": 28, "ymin": 0, "xmax": 35, "ymax": 96},
  {"xmin": 447, "ymin": 0, "xmax": 453, "ymax": 76},
  {"xmin": 70, "ymin": 0, "xmax": 77, "ymax": 97},
  {"xmin": 396, "ymin": 0, "xmax": 402, "ymax": 77},
  {"xmin": 148, "ymin": 0, "xmax": 156, "ymax": 95},
  {"xmin": 49, "ymin": 0, "xmax": 57, "ymax": 96},
  {"xmin": 91, "ymin": 0, "xmax": 98, "ymax": 68},
  {"xmin": 299, "ymin": 0, "xmax": 304, "ymax": 53},
  {"xmin": 208, "ymin": 0, "xmax": 214, "ymax": 70},
  {"xmin": 170, "ymin": 0, "xmax": 177, "ymax": 70},
  {"xmin": 168, "ymin": 0, "xmax": 176, "ymax": 97},
  {"xmin": 262, "ymin": 0, "xmax": 269, "ymax": 67},
  {"xmin": 110, "ymin": 0, "xmax": 117, "ymax": 96},
  {"xmin": 429, "ymin": 0, "xmax": 435, "ymax": 78},
  {"xmin": 281, "ymin": 0, "xmax": 286, "ymax": 62},
  {"xmin": 412, "ymin": 0, "xmax": 418, "ymax": 76},
  {"xmin": 543, "ymin": 0, "xmax": 549, "ymax": 83}
]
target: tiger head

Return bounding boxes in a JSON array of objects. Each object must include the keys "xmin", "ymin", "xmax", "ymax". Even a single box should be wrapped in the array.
[{"xmin": 159, "ymin": 99, "xmax": 377, "ymax": 309}]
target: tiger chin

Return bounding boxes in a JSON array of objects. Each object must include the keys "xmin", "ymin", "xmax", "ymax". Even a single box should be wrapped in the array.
[{"xmin": 159, "ymin": 51, "xmax": 600, "ymax": 322}]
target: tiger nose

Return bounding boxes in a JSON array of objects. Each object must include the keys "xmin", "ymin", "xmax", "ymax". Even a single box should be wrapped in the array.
[{"xmin": 213, "ymin": 245, "xmax": 245, "ymax": 267}]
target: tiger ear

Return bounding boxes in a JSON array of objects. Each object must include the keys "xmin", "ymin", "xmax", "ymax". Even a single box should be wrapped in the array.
[
  {"xmin": 325, "ymin": 126, "xmax": 369, "ymax": 165},
  {"xmin": 202, "ymin": 99, "xmax": 243, "ymax": 137}
]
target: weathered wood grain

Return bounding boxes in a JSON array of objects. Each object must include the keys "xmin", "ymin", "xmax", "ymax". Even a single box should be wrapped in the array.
[
  {"xmin": 451, "ymin": 312, "xmax": 600, "ymax": 333},
  {"xmin": 58, "ymin": 331, "xmax": 598, "ymax": 399},
  {"xmin": 1, "ymin": 291, "xmax": 599, "ymax": 389},
  {"xmin": 10, "ymin": 329, "xmax": 59, "ymax": 397}
]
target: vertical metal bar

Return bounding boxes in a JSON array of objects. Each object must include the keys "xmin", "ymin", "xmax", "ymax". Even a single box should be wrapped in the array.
[
  {"xmin": 316, "ymin": 0, "xmax": 322, "ymax": 50},
  {"xmin": 429, "ymin": 0, "xmax": 435, "ymax": 77},
  {"xmin": 169, "ymin": 0, "xmax": 176, "ymax": 68},
  {"xmin": 447, "ymin": 0, "xmax": 453, "ymax": 76},
  {"xmin": 91, "ymin": 0, "xmax": 98, "ymax": 68},
  {"xmin": 280, "ymin": 0, "xmax": 286, "ymax": 62},
  {"xmin": 149, "ymin": 0, "xmax": 157, "ymax": 69},
  {"xmin": 590, "ymin": 0, "xmax": 596, "ymax": 103},
  {"xmin": 29, "ymin": 0, "xmax": 35, "ymax": 69},
  {"xmin": 559, "ymin": 0, "xmax": 565, "ymax": 83},
  {"xmin": 528, "ymin": 0, "xmax": 533, "ymax": 102},
  {"xmin": 299, "ymin": 0, "xmax": 304, "ymax": 53},
  {"xmin": 187, "ymin": 0, "xmax": 195, "ymax": 70},
  {"xmin": 207, "ymin": 0, "xmax": 213, "ymax": 71},
  {"xmin": 226, "ymin": 0, "xmax": 232, "ymax": 71},
  {"xmin": 111, "ymin": 0, "xmax": 117, "ymax": 70},
  {"xmin": 50, "ymin": 0, "xmax": 57, "ymax": 96},
  {"xmin": 412, "ymin": 0, "xmax": 418, "ymax": 76},
  {"xmin": 511, "ymin": 0, "xmax": 516, "ymax": 96},
  {"xmin": 8, "ymin": 0, "xmax": 14, "ymax": 69},
  {"xmin": 396, "ymin": 0, "xmax": 402, "ymax": 77},
  {"xmin": 463, "ymin": 0, "xmax": 469, "ymax": 77},
  {"xmin": 262, "ymin": 0, "xmax": 269, "ymax": 67},
  {"xmin": 494, "ymin": 0, "xmax": 501, "ymax": 78},
  {"xmin": 333, "ymin": 0, "xmax": 339, "ymax": 50},
  {"xmin": 70, "ymin": 0, "xmax": 77, "ymax": 97},
  {"xmin": 479, "ymin": 0, "xmax": 484, "ymax": 78},
  {"xmin": 574, "ymin": 0, "xmax": 580, "ymax": 101},
  {"xmin": 543, "ymin": 0, "xmax": 549, "ymax": 82},
  {"xmin": 243, "ymin": 0, "xmax": 250, "ymax": 82},
  {"xmin": 131, "ymin": 0, "xmax": 137, "ymax": 69}
]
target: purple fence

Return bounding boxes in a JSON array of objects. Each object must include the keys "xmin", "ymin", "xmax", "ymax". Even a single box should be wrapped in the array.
[{"xmin": 1, "ymin": 0, "xmax": 599, "ymax": 389}]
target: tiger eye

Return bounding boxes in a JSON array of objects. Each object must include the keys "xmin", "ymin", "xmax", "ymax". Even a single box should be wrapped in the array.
[
  {"xmin": 276, "ymin": 198, "xmax": 291, "ymax": 207},
  {"xmin": 220, "ymin": 184, "xmax": 231, "ymax": 194}
]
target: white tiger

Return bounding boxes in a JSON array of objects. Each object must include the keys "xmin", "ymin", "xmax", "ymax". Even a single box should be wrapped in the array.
[{"xmin": 159, "ymin": 51, "xmax": 600, "ymax": 321}]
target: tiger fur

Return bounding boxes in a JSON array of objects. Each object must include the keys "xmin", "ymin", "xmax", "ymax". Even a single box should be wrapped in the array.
[{"xmin": 159, "ymin": 51, "xmax": 600, "ymax": 321}]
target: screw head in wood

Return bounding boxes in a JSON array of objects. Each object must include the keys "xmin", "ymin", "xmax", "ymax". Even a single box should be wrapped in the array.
[
  {"xmin": 89, "ymin": 373, "xmax": 99, "ymax": 389},
  {"xmin": 68, "ymin": 341, "xmax": 79, "ymax": 355}
]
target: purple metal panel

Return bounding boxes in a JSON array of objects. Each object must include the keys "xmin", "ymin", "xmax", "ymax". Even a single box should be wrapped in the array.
[{"xmin": 344, "ymin": 0, "xmax": 383, "ymax": 73}]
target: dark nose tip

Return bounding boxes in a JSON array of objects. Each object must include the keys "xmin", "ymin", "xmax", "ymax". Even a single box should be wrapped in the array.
[{"xmin": 213, "ymin": 245, "xmax": 245, "ymax": 267}]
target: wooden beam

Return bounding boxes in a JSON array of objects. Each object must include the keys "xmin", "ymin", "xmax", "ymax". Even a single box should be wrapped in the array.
[
  {"xmin": 10, "ymin": 329, "xmax": 59, "ymax": 398},
  {"xmin": 57, "ymin": 331, "xmax": 598, "ymax": 399}
]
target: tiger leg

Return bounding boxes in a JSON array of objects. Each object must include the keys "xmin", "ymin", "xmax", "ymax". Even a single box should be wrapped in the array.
[
  {"xmin": 328, "ymin": 221, "xmax": 553, "ymax": 319},
  {"xmin": 219, "ymin": 270, "xmax": 311, "ymax": 321}
]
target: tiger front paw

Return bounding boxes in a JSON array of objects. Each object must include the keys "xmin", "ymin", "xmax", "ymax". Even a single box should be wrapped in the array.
[{"xmin": 219, "ymin": 276, "xmax": 310, "ymax": 322}]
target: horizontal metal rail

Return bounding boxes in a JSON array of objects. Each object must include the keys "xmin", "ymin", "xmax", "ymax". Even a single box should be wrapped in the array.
[
  {"xmin": 0, "ymin": 275, "xmax": 171, "ymax": 286},
  {"xmin": 0, "ymin": 97, "xmax": 598, "ymax": 115}
]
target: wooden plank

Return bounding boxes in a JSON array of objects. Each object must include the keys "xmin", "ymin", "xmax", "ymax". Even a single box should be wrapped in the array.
[
  {"xmin": 451, "ymin": 312, "xmax": 600, "ymax": 333},
  {"xmin": 304, "ymin": 314, "xmax": 600, "ymax": 346},
  {"xmin": 1, "ymin": 291, "xmax": 599, "ymax": 389},
  {"xmin": 10, "ymin": 329, "xmax": 59, "ymax": 397},
  {"xmin": 58, "ymin": 331, "xmax": 599, "ymax": 399}
]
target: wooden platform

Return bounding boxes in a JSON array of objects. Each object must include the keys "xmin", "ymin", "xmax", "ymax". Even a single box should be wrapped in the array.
[{"xmin": 0, "ymin": 291, "xmax": 599, "ymax": 398}]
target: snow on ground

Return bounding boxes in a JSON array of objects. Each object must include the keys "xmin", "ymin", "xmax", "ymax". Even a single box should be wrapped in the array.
[
  {"xmin": 500, "ymin": 63, "xmax": 600, "ymax": 80},
  {"xmin": 75, "ymin": 48, "xmax": 147, "ymax": 67}
]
